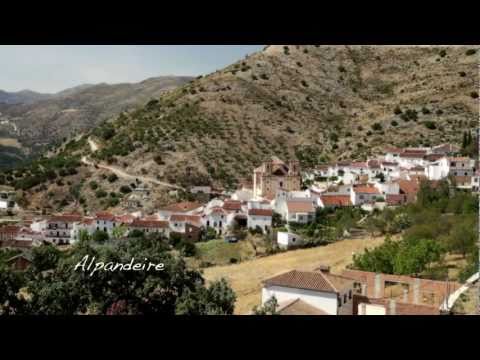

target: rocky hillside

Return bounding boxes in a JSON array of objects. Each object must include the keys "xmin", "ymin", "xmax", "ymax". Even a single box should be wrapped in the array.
[
  {"xmin": 3, "ymin": 45, "xmax": 479, "ymax": 213},
  {"xmin": 88, "ymin": 45, "xmax": 479, "ymax": 185},
  {"xmin": 0, "ymin": 76, "xmax": 194, "ymax": 168}
]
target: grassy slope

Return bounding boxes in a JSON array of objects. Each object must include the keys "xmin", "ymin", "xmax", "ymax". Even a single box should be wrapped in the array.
[{"xmin": 202, "ymin": 235, "xmax": 388, "ymax": 314}]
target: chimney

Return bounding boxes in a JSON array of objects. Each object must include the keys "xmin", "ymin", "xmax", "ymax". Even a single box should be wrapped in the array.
[
  {"xmin": 389, "ymin": 299, "xmax": 397, "ymax": 315},
  {"xmin": 317, "ymin": 265, "xmax": 330, "ymax": 273}
]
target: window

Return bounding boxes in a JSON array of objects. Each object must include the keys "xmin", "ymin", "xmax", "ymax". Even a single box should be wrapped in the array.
[
  {"xmin": 344, "ymin": 294, "xmax": 347, "ymax": 303},
  {"xmin": 338, "ymin": 295, "xmax": 342, "ymax": 307},
  {"xmin": 349, "ymin": 290, "xmax": 352, "ymax": 300}
]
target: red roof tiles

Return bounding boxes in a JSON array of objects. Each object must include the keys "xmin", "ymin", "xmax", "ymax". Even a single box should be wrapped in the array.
[
  {"xmin": 320, "ymin": 195, "xmax": 352, "ymax": 207},
  {"xmin": 248, "ymin": 208, "xmax": 273, "ymax": 217}
]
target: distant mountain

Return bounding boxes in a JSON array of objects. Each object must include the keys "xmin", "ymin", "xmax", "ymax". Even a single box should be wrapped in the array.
[
  {"xmin": 0, "ymin": 75, "xmax": 194, "ymax": 167},
  {"xmin": 0, "ymin": 89, "xmax": 53, "ymax": 105}
]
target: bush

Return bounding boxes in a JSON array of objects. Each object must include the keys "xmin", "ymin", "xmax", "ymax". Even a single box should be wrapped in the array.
[
  {"xmin": 470, "ymin": 91, "xmax": 479, "ymax": 99},
  {"xmin": 439, "ymin": 49, "xmax": 447, "ymax": 58},
  {"xmin": 92, "ymin": 230, "xmax": 109, "ymax": 243},
  {"xmin": 89, "ymin": 181, "xmax": 98, "ymax": 190},
  {"xmin": 391, "ymin": 120, "xmax": 398, "ymax": 127},
  {"xmin": 459, "ymin": 71, "xmax": 467, "ymax": 77},
  {"xmin": 421, "ymin": 107, "xmax": 431, "ymax": 115},
  {"xmin": 338, "ymin": 65, "xmax": 346, "ymax": 73},
  {"xmin": 424, "ymin": 121, "xmax": 437, "ymax": 130},
  {"xmin": 108, "ymin": 174, "xmax": 118, "ymax": 183},
  {"xmin": 95, "ymin": 189, "xmax": 108, "ymax": 198},
  {"xmin": 371, "ymin": 123, "xmax": 383, "ymax": 131},
  {"xmin": 400, "ymin": 109, "xmax": 418, "ymax": 122},
  {"xmin": 181, "ymin": 242, "xmax": 196, "ymax": 257},
  {"xmin": 393, "ymin": 106, "xmax": 402, "ymax": 115},
  {"xmin": 120, "ymin": 185, "xmax": 132, "ymax": 194},
  {"xmin": 465, "ymin": 49, "xmax": 477, "ymax": 56}
]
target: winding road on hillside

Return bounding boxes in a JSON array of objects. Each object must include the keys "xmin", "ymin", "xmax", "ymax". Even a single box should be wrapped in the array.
[{"xmin": 81, "ymin": 138, "xmax": 184, "ymax": 190}]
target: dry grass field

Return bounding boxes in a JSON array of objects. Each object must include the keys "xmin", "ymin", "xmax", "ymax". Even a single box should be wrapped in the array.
[{"xmin": 203, "ymin": 235, "xmax": 388, "ymax": 314}]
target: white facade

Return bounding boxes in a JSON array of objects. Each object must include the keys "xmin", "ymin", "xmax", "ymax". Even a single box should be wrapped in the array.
[
  {"xmin": 277, "ymin": 232, "xmax": 303, "ymax": 249},
  {"xmin": 373, "ymin": 181, "xmax": 400, "ymax": 196},
  {"xmin": 262, "ymin": 286, "xmax": 338, "ymax": 315},
  {"xmin": 247, "ymin": 213, "xmax": 272, "ymax": 233}
]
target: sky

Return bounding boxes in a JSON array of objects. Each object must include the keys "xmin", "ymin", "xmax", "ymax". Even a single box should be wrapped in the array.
[{"xmin": 0, "ymin": 45, "xmax": 264, "ymax": 94}]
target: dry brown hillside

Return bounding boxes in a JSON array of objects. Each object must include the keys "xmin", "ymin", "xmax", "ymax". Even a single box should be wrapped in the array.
[
  {"xmin": 89, "ymin": 45, "xmax": 478, "ymax": 186},
  {"xmin": 4, "ymin": 45, "xmax": 479, "ymax": 213}
]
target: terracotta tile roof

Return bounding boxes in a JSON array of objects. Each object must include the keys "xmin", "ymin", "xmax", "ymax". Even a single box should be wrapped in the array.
[
  {"xmin": 95, "ymin": 212, "xmax": 116, "ymax": 222},
  {"xmin": 277, "ymin": 299, "xmax": 329, "ymax": 316},
  {"xmin": 398, "ymin": 179, "xmax": 420, "ymax": 195},
  {"xmin": 223, "ymin": 200, "xmax": 242, "ymax": 211},
  {"xmin": 115, "ymin": 214, "xmax": 135, "ymax": 224},
  {"xmin": 447, "ymin": 157, "xmax": 471, "ymax": 162},
  {"xmin": 129, "ymin": 219, "xmax": 169, "ymax": 229},
  {"xmin": 320, "ymin": 195, "xmax": 352, "ymax": 207},
  {"xmin": 353, "ymin": 185, "xmax": 380, "ymax": 194},
  {"xmin": 425, "ymin": 154, "xmax": 444, "ymax": 162},
  {"xmin": 400, "ymin": 151, "xmax": 426, "ymax": 158},
  {"xmin": 386, "ymin": 194, "xmax": 406, "ymax": 206},
  {"xmin": 350, "ymin": 162, "xmax": 368, "ymax": 168},
  {"xmin": 248, "ymin": 208, "xmax": 273, "ymax": 217},
  {"xmin": 0, "ymin": 225, "xmax": 21, "ymax": 234},
  {"xmin": 367, "ymin": 160, "xmax": 381, "ymax": 169},
  {"xmin": 209, "ymin": 207, "xmax": 227, "ymax": 215},
  {"xmin": 357, "ymin": 296, "xmax": 440, "ymax": 315},
  {"xmin": 161, "ymin": 201, "xmax": 202, "ymax": 213},
  {"xmin": 169, "ymin": 215, "xmax": 202, "ymax": 226},
  {"xmin": 49, "ymin": 214, "xmax": 83, "ymax": 223},
  {"xmin": 263, "ymin": 270, "xmax": 352, "ymax": 294},
  {"xmin": 381, "ymin": 161, "xmax": 398, "ymax": 167},
  {"xmin": 286, "ymin": 201, "xmax": 315, "ymax": 213}
]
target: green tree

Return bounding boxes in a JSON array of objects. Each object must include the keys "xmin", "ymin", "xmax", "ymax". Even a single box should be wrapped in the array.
[
  {"xmin": 31, "ymin": 244, "xmax": 61, "ymax": 272},
  {"xmin": 92, "ymin": 230, "xmax": 109, "ymax": 243},
  {"xmin": 253, "ymin": 296, "xmax": 279, "ymax": 315}
]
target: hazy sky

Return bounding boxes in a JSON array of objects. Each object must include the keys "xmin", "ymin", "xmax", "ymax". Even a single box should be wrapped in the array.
[{"xmin": 0, "ymin": 45, "xmax": 264, "ymax": 93}]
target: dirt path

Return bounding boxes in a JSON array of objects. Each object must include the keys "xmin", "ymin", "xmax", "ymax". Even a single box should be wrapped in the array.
[
  {"xmin": 82, "ymin": 138, "xmax": 184, "ymax": 190},
  {"xmin": 203, "ymin": 236, "xmax": 387, "ymax": 315}
]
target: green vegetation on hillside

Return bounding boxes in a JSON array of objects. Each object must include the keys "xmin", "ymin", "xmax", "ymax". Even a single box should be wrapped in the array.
[{"xmin": 351, "ymin": 180, "xmax": 478, "ymax": 281}]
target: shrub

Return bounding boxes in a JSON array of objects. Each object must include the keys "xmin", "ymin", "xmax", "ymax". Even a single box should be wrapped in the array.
[
  {"xmin": 92, "ymin": 230, "xmax": 109, "ymax": 243},
  {"xmin": 391, "ymin": 120, "xmax": 398, "ymax": 127},
  {"xmin": 371, "ymin": 123, "xmax": 383, "ymax": 131},
  {"xmin": 108, "ymin": 174, "xmax": 118, "ymax": 183},
  {"xmin": 465, "ymin": 49, "xmax": 477, "ymax": 56},
  {"xmin": 439, "ymin": 49, "xmax": 447, "ymax": 58},
  {"xmin": 338, "ymin": 65, "xmax": 346, "ymax": 73},
  {"xmin": 421, "ymin": 107, "xmax": 431, "ymax": 115},
  {"xmin": 394, "ymin": 106, "xmax": 402, "ymax": 115},
  {"xmin": 400, "ymin": 109, "xmax": 418, "ymax": 122},
  {"xmin": 459, "ymin": 71, "xmax": 467, "ymax": 77},
  {"xmin": 470, "ymin": 91, "xmax": 479, "ymax": 99},
  {"xmin": 424, "ymin": 121, "xmax": 437, "ymax": 130},
  {"xmin": 95, "ymin": 189, "xmax": 108, "ymax": 198},
  {"xmin": 120, "ymin": 185, "xmax": 132, "ymax": 194},
  {"xmin": 301, "ymin": 80, "xmax": 309, "ymax": 88}
]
